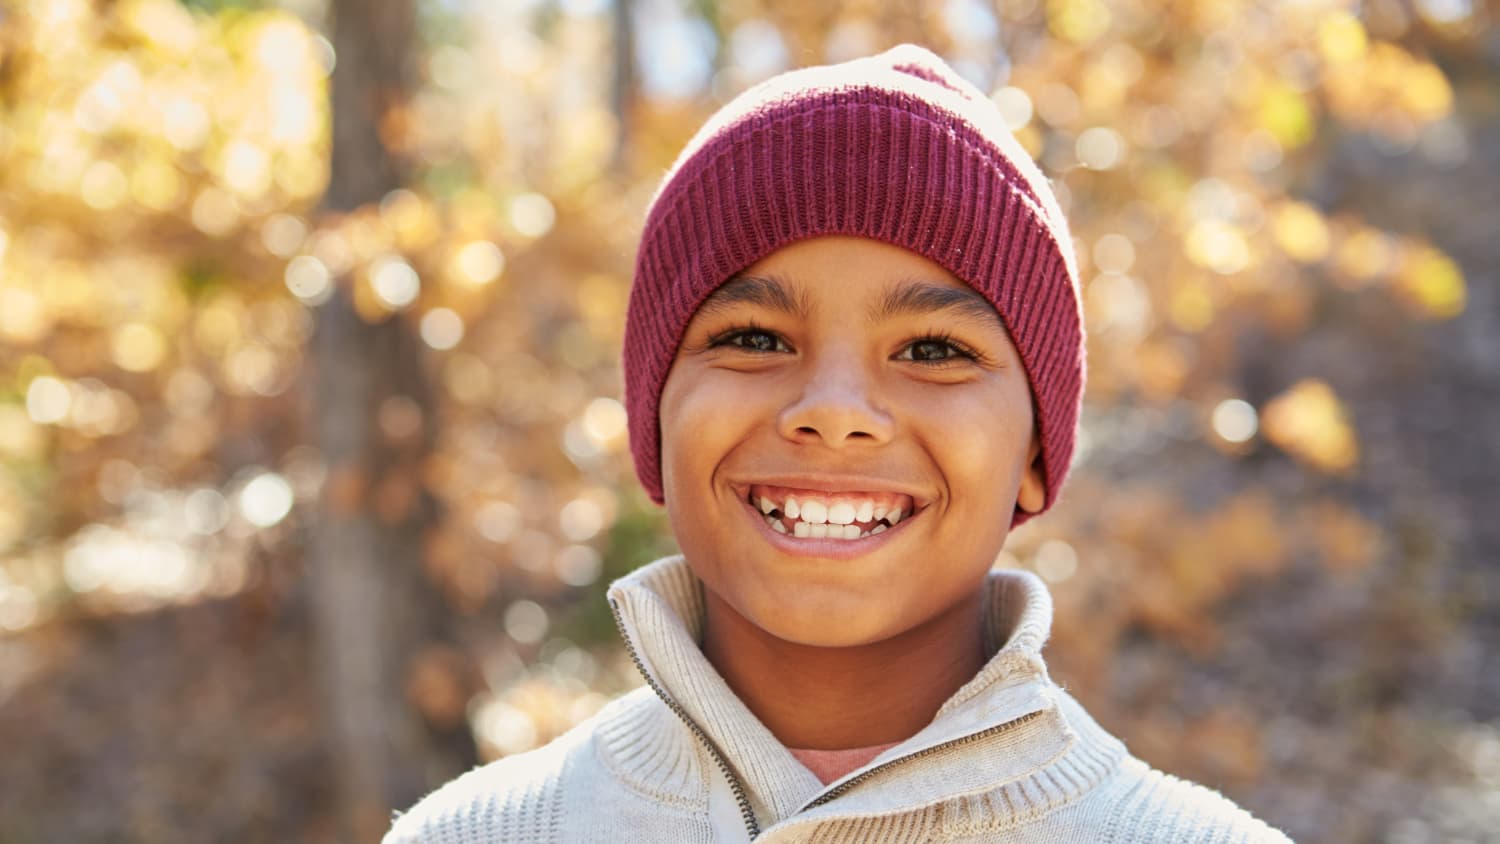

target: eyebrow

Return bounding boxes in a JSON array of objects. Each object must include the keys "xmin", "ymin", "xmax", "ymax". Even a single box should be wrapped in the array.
[
  {"xmin": 695, "ymin": 273, "xmax": 1003, "ymax": 329},
  {"xmin": 694, "ymin": 273, "xmax": 812, "ymax": 320},
  {"xmin": 870, "ymin": 279, "xmax": 1002, "ymax": 329}
]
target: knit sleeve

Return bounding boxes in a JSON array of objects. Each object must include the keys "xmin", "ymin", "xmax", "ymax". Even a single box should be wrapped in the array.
[{"xmin": 382, "ymin": 736, "xmax": 571, "ymax": 844}]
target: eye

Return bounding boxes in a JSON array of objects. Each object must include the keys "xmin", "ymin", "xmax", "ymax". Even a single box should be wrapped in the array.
[
  {"xmin": 897, "ymin": 334, "xmax": 979, "ymax": 365},
  {"xmin": 708, "ymin": 326, "xmax": 790, "ymax": 354}
]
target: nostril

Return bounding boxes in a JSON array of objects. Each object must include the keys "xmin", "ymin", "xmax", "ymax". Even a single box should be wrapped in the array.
[{"xmin": 794, "ymin": 427, "xmax": 878, "ymax": 439}]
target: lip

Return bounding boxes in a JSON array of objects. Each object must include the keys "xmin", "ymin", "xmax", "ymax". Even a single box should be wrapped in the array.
[{"xmin": 734, "ymin": 487, "xmax": 922, "ymax": 560}]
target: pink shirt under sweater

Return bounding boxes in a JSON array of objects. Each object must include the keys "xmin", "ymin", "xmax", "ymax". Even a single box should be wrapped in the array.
[{"xmin": 787, "ymin": 742, "xmax": 900, "ymax": 785}]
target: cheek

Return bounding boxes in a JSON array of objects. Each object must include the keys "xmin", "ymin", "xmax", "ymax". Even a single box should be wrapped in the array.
[
  {"xmin": 914, "ymin": 383, "xmax": 1033, "ymax": 499},
  {"xmin": 658, "ymin": 370, "xmax": 760, "ymax": 496}
]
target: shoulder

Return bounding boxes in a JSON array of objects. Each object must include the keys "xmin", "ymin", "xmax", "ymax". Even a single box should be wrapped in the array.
[
  {"xmin": 1097, "ymin": 756, "xmax": 1295, "ymax": 843},
  {"xmin": 382, "ymin": 688, "xmax": 666, "ymax": 844},
  {"xmin": 1042, "ymin": 688, "xmax": 1295, "ymax": 843}
]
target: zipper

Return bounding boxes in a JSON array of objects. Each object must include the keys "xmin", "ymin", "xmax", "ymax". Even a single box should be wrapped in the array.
[
  {"xmin": 801, "ymin": 708, "xmax": 1048, "ymax": 810},
  {"xmin": 609, "ymin": 597, "xmax": 762, "ymax": 840}
]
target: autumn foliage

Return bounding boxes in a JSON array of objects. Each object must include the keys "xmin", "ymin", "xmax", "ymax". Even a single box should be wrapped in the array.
[{"xmin": 1, "ymin": 1, "xmax": 1496, "ymax": 842}]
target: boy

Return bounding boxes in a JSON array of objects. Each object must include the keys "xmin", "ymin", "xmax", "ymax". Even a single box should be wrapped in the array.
[{"xmin": 386, "ymin": 45, "xmax": 1294, "ymax": 843}]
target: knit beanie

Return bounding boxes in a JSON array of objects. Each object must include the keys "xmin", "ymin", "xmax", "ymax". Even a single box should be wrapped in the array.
[{"xmin": 623, "ymin": 44, "xmax": 1085, "ymax": 526}]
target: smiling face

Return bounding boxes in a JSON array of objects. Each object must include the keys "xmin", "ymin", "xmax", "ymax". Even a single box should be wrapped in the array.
[{"xmin": 657, "ymin": 236, "xmax": 1045, "ymax": 648}]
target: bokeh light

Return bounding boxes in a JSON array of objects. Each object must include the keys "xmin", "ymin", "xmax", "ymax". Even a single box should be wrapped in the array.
[
  {"xmin": 285, "ymin": 254, "xmax": 333, "ymax": 302},
  {"xmin": 503, "ymin": 600, "xmax": 549, "ymax": 645},
  {"xmin": 451, "ymin": 240, "xmax": 505, "ymax": 285},
  {"xmin": 370, "ymin": 255, "xmax": 421, "ymax": 310},
  {"xmin": 1076, "ymin": 126, "xmax": 1126, "ymax": 170},
  {"xmin": 1032, "ymin": 539, "xmax": 1078, "ymax": 583},
  {"xmin": 474, "ymin": 501, "xmax": 521, "ymax": 544},
  {"xmin": 419, "ymin": 307, "xmax": 465, "ymax": 350},
  {"xmin": 25, "ymin": 376, "xmax": 71, "ymax": 424},
  {"xmin": 1212, "ymin": 399, "xmax": 1259, "ymax": 445},
  {"xmin": 238, "ymin": 471, "xmax": 294, "ymax": 527},
  {"xmin": 508, "ymin": 193, "xmax": 555, "ymax": 239}
]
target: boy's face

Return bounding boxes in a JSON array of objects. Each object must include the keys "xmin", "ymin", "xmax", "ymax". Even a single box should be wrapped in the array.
[{"xmin": 658, "ymin": 236, "xmax": 1045, "ymax": 648}]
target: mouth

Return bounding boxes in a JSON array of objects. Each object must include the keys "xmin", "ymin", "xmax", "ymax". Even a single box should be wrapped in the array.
[{"xmin": 732, "ymin": 482, "xmax": 930, "ymax": 549}]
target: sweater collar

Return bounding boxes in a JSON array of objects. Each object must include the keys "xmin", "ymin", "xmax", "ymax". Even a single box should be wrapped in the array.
[{"xmin": 606, "ymin": 555, "xmax": 1117, "ymax": 835}]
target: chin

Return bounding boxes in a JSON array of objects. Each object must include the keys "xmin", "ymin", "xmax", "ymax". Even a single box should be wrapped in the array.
[
  {"xmin": 760, "ymin": 620, "xmax": 870, "ymax": 648},
  {"xmin": 738, "ymin": 589, "xmax": 904, "ymax": 649}
]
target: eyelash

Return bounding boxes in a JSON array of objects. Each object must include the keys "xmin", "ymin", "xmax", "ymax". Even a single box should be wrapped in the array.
[{"xmin": 705, "ymin": 324, "xmax": 984, "ymax": 367}]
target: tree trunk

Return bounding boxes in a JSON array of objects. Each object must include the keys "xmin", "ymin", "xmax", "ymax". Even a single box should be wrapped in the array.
[
  {"xmin": 310, "ymin": 1, "xmax": 476, "ymax": 839},
  {"xmin": 611, "ymin": 0, "xmax": 636, "ymax": 172}
]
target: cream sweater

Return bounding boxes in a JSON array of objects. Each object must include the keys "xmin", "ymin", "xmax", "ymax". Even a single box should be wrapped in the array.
[{"xmin": 386, "ymin": 556, "xmax": 1294, "ymax": 843}]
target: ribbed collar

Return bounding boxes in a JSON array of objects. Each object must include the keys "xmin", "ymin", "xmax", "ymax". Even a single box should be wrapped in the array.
[{"xmin": 605, "ymin": 556, "xmax": 1126, "ymax": 837}]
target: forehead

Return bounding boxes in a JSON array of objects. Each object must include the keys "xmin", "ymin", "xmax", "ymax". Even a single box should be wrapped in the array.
[{"xmin": 693, "ymin": 236, "xmax": 1004, "ymax": 330}]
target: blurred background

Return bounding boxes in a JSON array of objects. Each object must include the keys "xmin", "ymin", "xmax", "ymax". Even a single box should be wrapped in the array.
[{"xmin": 0, "ymin": 0, "xmax": 1496, "ymax": 841}]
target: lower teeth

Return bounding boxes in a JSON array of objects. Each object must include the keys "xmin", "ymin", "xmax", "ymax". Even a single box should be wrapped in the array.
[{"xmin": 765, "ymin": 514, "xmax": 888, "ymax": 540}]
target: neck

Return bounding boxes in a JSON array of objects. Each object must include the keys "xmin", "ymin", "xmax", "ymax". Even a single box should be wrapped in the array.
[{"xmin": 700, "ymin": 588, "xmax": 987, "ymax": 750}]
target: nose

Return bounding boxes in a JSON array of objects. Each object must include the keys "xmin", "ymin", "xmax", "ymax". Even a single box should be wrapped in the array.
[{"xmin": 776, "ymin": 349, "xmax": 895, "ymax": 448}]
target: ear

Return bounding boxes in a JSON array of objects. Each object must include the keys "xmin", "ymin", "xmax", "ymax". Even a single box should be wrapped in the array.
[{"xmin": 1016, "ymin": 434, "xmax": 1047, "ymax": 514}]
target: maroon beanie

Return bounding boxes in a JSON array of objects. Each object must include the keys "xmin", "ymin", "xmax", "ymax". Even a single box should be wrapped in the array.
[{"xmin": 623, "ymin": 44, "xmax": 1085, "ymax": 526}]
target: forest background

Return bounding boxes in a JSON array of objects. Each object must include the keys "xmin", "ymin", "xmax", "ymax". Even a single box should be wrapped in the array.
[{"xmin": 0, "ymin": 0, "xmax": 1497, "ymax": 842}]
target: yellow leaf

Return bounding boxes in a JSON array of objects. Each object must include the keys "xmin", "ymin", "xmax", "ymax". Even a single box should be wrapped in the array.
[
  {"xmin": 1257, "ymin": 83, "xmax": 1314, "ymax": 148},
  {"xmin": 1262, "ymin": 379, "xmax": 1359, "ymax": 474},
  {"xmin": 1333, "ymin": 225, "xmax": 1396, "ymax": 288},
  {"xmin": 111, "ymin": 322, "xmax": 169, "ymax": 372},
  {"xmin": 1271, "ymin": 201, "xmax": 1330, "ymax": 263},
  {"xmin": 1317, "ymin": 12, "xmax": 1368, "ymax": 65},
  {"xmin": 1307, "ymin": 501, "xmax": 1383, "ymax": 574},
  {"xmin": 1395, "ymin": 244, "xmax": 1466, "ymax": 320},
  {"xmin": 1401, "ymin": 62, "xmax": 1454, "ymax": 122},
  {"xmin": 1047, "ymin": 0, "xmax": 1112, "ymax": 45}
]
